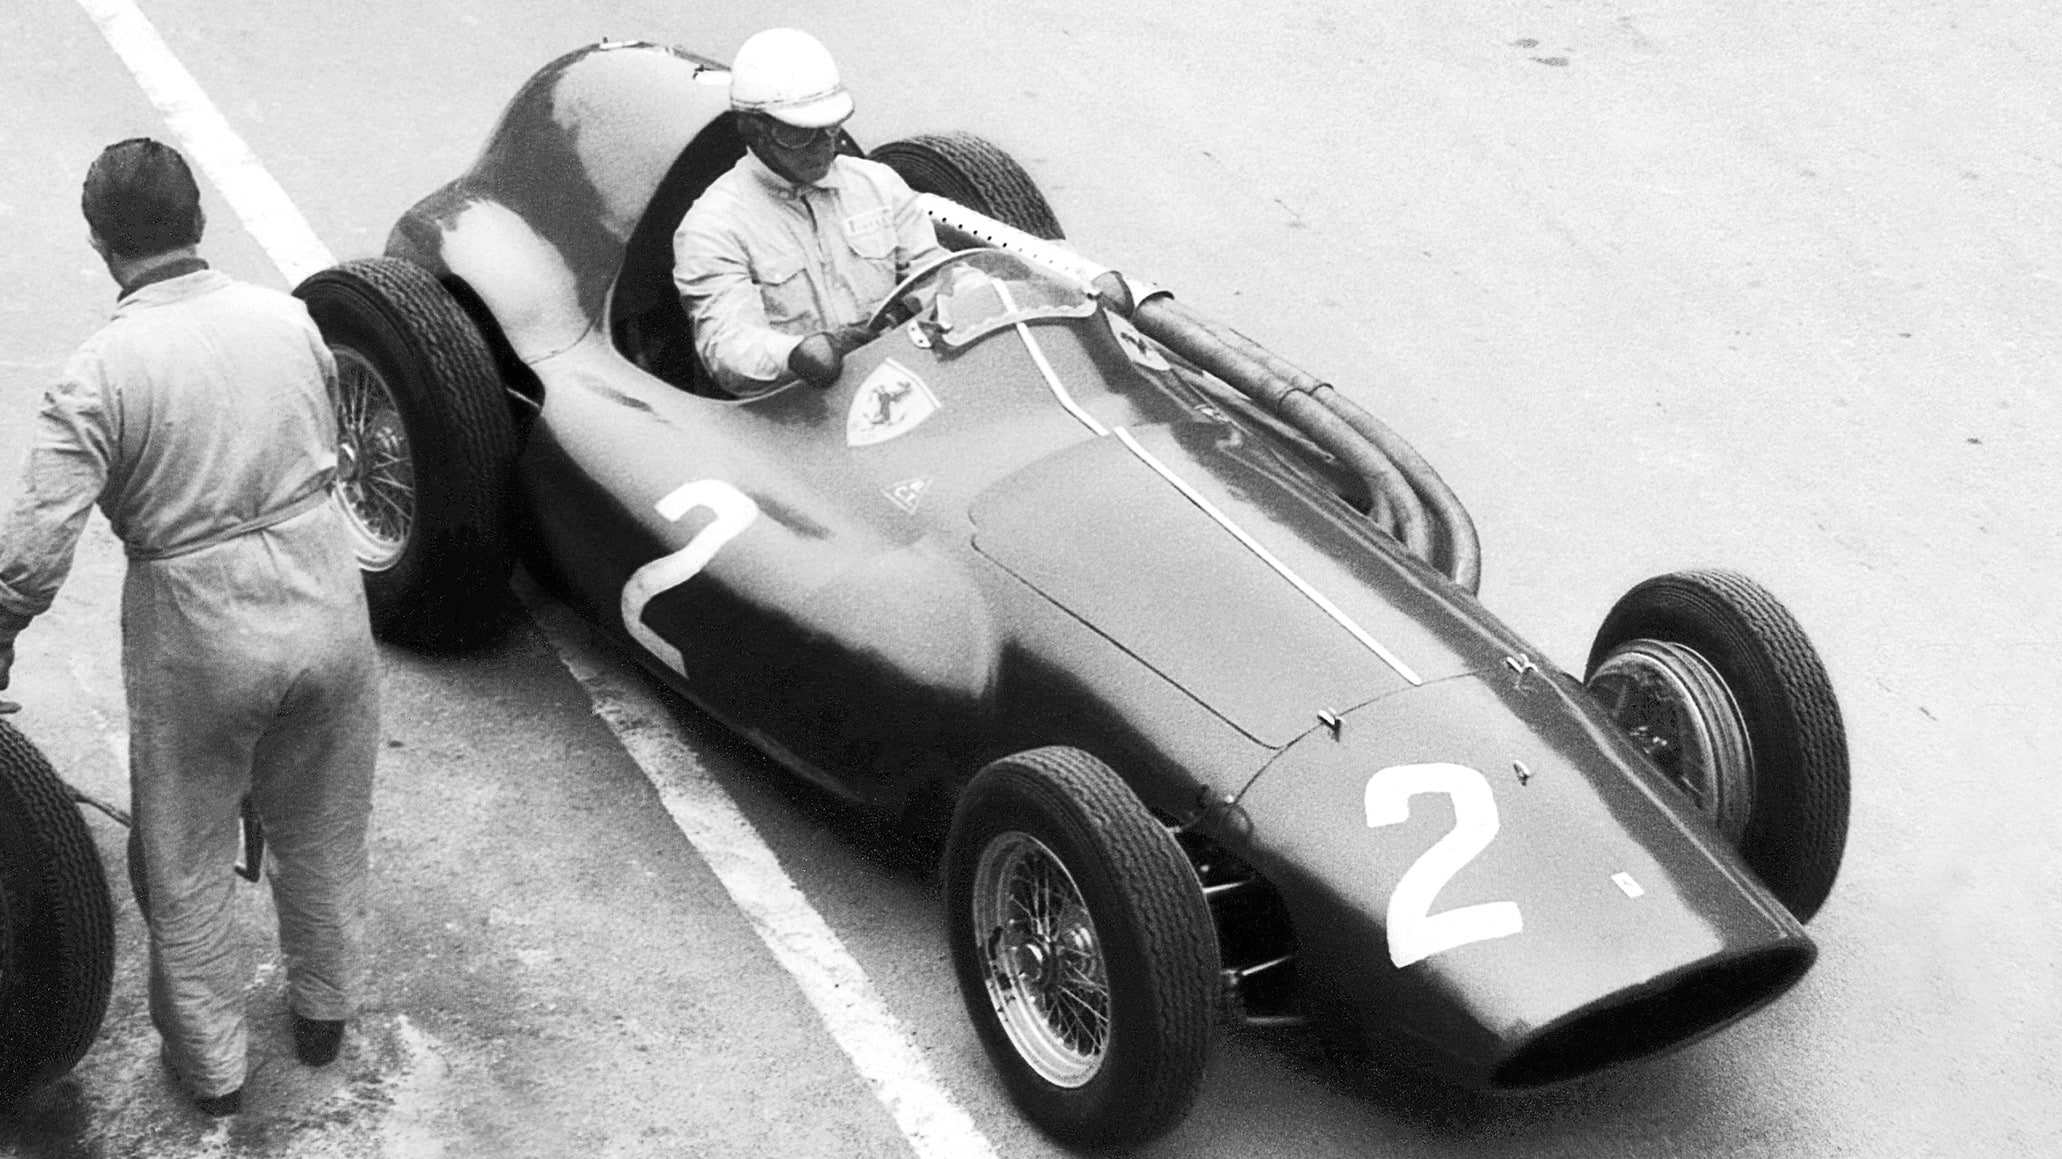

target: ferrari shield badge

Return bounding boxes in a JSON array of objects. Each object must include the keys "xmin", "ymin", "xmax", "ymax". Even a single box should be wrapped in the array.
[
  {"xmin": 847, "ymin": 359, "xmax": 940, "ymax": 447},
  {"xmin": 1108, "ymin": 312, "xmax": 1171, "ymax": 371}
]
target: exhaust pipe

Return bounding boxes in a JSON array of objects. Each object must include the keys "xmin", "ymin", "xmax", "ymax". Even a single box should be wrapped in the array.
[{"xmin": 920, "ymin": 195, "xmax": 1480, "ymax": 592}]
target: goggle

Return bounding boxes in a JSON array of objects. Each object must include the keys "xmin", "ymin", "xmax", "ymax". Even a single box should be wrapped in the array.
[{"xmin": 766, "ymin": 119, "xmax": 846, "ymax": 151}]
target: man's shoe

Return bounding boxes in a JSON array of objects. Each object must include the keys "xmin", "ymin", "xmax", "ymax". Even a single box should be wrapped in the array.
[
  {"xmin": 160, "ymin": 1044, "xmax": 242, "ymax": 1116},
  {"xmin": 293, "ymin": 1014, "xmax": 347, "ymax": 1067}
]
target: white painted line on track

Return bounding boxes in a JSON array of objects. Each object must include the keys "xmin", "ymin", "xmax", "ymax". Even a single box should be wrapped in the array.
[
  {"xmin": 79, "ymin": 4, "xmax": 1002, "ymax": 1155},
  {"xmin": 75, "ymin": 0, "xmax": 336, "ymax": 286},
  {"xmin": 527, "ymin": 594, "xmax": 999, "ymax": 1159}
]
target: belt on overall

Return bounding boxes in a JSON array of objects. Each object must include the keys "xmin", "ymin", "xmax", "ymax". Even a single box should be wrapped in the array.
[{"xmin": 123, "ymin": 484, "xmax": 336, "ymax": 563}]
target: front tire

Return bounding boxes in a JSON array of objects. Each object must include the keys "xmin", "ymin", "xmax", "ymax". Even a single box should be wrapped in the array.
[
  {"xmin": 0, "ymin": 721, "xmax": 114, "ymax": 1108},
  {"xmin": 295, "ymin": 258, "xmax": 517, "ymax": 650},
  {"xmin": 944, "ymin": 747, "xmax": 1218, "ymax": 1148},
  {"xmin": 1586, "ymin": 569, "xmax": 1850, "ymax": 921}
]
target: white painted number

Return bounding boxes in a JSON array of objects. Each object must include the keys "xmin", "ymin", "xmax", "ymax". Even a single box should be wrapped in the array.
[
  {"xmin": 620, "ymin": 479, "xmax": 759, "ymax": 675},
  {"xmin": 1364, "ymin": 763, "xmax": 1524, "ymax": 967}
]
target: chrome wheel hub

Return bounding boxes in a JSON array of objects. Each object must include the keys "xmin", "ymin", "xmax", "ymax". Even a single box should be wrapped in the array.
[
  {"xmin": 330, "ymin": 346, "xmax": 414, "ymax": 572},
  {"xmin": 1591, "ymin": 639, "xmax": 1755, "ymax": 841},
  {"xmin": 972, "ymin": 831, "xmax": 1110, "ymax": 1088}
]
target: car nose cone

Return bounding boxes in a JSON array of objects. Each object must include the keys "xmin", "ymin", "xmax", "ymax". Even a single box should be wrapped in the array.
[{"xmin": 1234, "ymin": 668, "xmax": 1814, "ymax": 1086}]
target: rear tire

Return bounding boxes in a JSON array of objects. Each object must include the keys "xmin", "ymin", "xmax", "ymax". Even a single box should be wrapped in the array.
[
  {"xmin": 944, "ymin": 747, "xmax": 1218, "ymax": 1147},
  {"xmin": 295, "ymin": 258, "xmax": 517, "ymax": 650},
  {"xmin": 1586, "ymin": 569, "xmax": 1850, "ymax": 921},
  {"xmin": 0, "ymin": 721, "xmax": 114, "ymax": 1108},
  {"xmin": 870, "ymin": 132, "xmax": 1066, "ymax": 241}
]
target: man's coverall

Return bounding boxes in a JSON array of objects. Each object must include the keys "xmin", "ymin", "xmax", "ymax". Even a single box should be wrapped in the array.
[
  {"xmin": 0, "ymin": 266, "xmax": 379, "ymax": 1099},
  {"xmin": 673, "ymin": 150, "xmax": 947, "ymax": 397}
]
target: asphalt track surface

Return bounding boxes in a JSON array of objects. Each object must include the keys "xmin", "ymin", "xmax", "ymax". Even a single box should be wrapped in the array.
[{"xmin": 2, "ymin": 2, "xmax": 2058, "ymax": 1156}]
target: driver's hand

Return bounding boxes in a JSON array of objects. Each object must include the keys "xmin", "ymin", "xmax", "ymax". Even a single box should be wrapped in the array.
[
  {"xmin": 788, "ymin": 333, "xmax": 845, "ymax": 389},
  {"xmin": 826, "ymin": 324, "xmax": 875, "ymax": 356},
  {"xmin": 0, "ymin": 640, "xmax": 14, "ymax": 692},
  {"xmin": 790, "ymin": 326, "xmax": 878, "ymax": 389}
]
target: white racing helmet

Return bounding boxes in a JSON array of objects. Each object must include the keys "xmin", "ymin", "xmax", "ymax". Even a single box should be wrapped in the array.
[{"xmin": 728, "ymin": 28, "xmax": 854, "ymax": 127}]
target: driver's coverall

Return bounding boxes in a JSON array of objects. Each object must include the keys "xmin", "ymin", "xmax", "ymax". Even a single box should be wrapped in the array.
[
  {"xmin": 673, "ymin": 150, "xmax": 945, "ymax": 397},
  {"xmin": 0, "ymin": 266, "xmax": 378, "ymax": 1099}
]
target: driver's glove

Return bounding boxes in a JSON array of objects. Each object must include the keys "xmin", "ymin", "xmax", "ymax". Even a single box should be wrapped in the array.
[
  {"xmin": 826, "ymin": 325, "xmax": 875, "ymax": 357},
  {"xmin": 789, "ymin": 326, "xmax": 878, "ymax": 389},
  {"xmin": 788, "ymin": 333, "xmax": 845, "ymax": 389}
]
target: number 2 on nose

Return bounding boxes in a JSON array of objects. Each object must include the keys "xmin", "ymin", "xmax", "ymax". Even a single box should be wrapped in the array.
[{"xmin": 1365, "ymin": 762, "xmax": 1524, "ymax": 967}]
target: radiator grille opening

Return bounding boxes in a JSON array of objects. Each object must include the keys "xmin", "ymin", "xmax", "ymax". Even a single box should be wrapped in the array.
[{"xmin": 1493, "ymin": 943, "xmax": 1815, "ymax": 1088}]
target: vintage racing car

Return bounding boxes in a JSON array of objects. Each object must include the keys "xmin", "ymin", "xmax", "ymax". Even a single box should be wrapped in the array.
[{"xmin": 288, "ymin": 40, "xmax": 1852, "ymax": 1147}]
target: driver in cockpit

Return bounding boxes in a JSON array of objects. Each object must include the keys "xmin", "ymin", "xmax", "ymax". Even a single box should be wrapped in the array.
[{"xmin": 673, "ymin": 28, "xmax": 947, "ymax": 398}]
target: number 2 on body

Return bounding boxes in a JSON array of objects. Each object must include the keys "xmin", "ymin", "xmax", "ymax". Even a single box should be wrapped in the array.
[
  {"xmin": 1365, "ymin": 762, "xmax": 1524, "ymax": 967},
  {"xmin": 620, "ymin": 479, "xmax": 759, "ymax": 675}
]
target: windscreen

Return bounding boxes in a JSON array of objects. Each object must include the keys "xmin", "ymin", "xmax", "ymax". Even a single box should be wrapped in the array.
[{"xmin": 919, "ymin": 250, "xmax": 1099, "ymax": 349}]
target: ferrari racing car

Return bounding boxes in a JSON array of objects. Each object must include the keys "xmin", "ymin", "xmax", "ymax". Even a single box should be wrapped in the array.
[{"xmin": 291, "ymin": 40, "xmax": 1853, "ymax": 1148}]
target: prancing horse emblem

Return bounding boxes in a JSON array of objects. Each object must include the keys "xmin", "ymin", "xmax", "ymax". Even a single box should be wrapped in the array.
[{"xmin": 847, "ymin": 359, "xmax": 940, "ymax": 447}]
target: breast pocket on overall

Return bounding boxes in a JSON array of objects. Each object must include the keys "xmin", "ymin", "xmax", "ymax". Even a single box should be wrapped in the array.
[{"xmin": 753, "ymin": 251, "xmax": 816, "ymax": 330}]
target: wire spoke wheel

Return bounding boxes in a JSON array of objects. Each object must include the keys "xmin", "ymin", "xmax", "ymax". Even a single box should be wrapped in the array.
[
  {"xmin": 1589, "ymin": 638, "xmax": 1754, "ymax": 841},
  {"xmin": 945, "ymin": 747, "xmax": 1218, "ymax": 1147},
  {"xmin": 331, "ymin": 346, "xmax": 415, "ymax": 572},
  {"xmin": 975, "ymin": 831, "xmax": 1111, "ymax": 1087},
  {"xmin": 1586, "ymin": 569, "xmax": 1849, "ymax": 921},
  {"xmin": 296, "ymin": 258, "xmax": 516, "ymax": 649}
]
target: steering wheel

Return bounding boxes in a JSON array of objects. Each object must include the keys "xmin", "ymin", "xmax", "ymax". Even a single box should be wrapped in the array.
[{"xmin": 866, "ymin": 249, "xmax": 996, "ymax": 333}]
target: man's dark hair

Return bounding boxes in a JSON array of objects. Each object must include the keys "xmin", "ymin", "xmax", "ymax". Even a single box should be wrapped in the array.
[{"xmin": 81, "ymin": 138, "xmax": 204, "ymax": 258}]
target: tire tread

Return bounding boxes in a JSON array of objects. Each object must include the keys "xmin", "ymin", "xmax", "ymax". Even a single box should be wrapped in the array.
[
  {"xmin": 868, "ymin": 133, "xmax": 1066, "ymax": 240},
  {"xmin": 295, "ymin": 257, "xmax": 517, "ymax": 649},
  {"xmin": 947, "ymin": 746, "xmax": 1218, "ymax": 1147},
  {"xmin": 1588, "ymin": 569, "xmax": 1850, "ymax": 920},
  {"xmin": 0, "ymin": 721, "xmax": 115, "ymax": 1105}
]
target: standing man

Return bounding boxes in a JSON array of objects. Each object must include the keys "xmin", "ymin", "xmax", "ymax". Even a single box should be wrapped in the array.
[
  {"xmin": 674, "ymin": 27, "xmax": 948, "ymax": 397},
  {"xmin": 0, "ymin": 139, "xmax": 379, "ymax": 1117}
]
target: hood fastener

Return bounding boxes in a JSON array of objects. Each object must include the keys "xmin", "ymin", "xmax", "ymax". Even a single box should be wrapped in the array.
[
  {"xmin": 1317, "ymin": 710, "xmax": 1343, "ymax": 740},
  {"xmin": 1513, "ymin": 759, "xmax": 1533, "ymax": 786}
]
